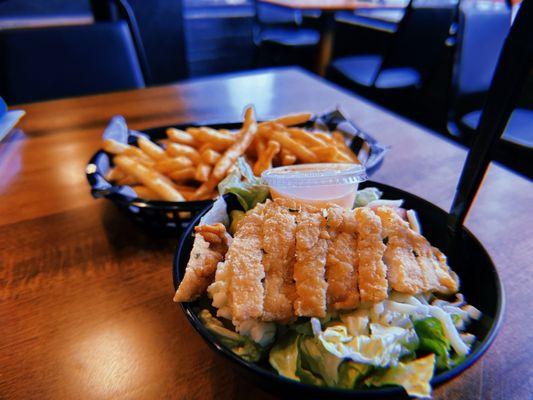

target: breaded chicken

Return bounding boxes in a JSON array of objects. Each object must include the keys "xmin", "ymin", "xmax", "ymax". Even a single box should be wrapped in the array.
[
  {"xmin": 227, "ymin": 210, "xmax": 265, "ymax": 322},
  {"xmin": 262, "ymin": 201, "xmax": 297, "ymax": 322},
  {"xmin": 173, "ymin": 233, "xmax": 226, "ymax": 302},
  {"xmin": 293, "ymin": 210, "xmax": 328, "ymax": 317},
  {"xmin": 326, "ymin": 232, "xmax": 359, "ymax": 310},
  {"xmin": 355, "ymin": 207, "xmax": 388, "ymax": 302},
  {"xmin": 376, "ymin": 206, "xmax": 458, "ymax": 294},
  {"xmin": 376, "ymin": 206, "xmax": 424, "ymax": 294}
]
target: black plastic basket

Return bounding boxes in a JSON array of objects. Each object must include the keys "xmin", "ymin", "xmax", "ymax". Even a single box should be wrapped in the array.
[{"xmin": 86, "ymin": 122, "xmax": 243, "ymax": 233}]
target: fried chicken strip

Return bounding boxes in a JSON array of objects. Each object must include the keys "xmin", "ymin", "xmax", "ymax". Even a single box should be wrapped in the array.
[
  {"xmin": 324, "ymin": 207, "xmax": 359, "ymax": 310},
  {"xmin": 376, "ymin": 206, "xmax": 458, "ymax": 294},
  {"xmin": 355, "ymin": 207, "xmax": 388, "ymax": 302},
  {"xmin": 227, "ymin": 209, "xmax": 265, "ymax": 322},
  {"xmin": 293, "ymin": 209, "xmax": 328, "ymax": 317},
  {"xmin": 173, "ymin": 223, "xmax": 229, "ymax": 302},
  {"xmin": 262, "ymin": 201, "xmax": 297, "ymax": 322}
]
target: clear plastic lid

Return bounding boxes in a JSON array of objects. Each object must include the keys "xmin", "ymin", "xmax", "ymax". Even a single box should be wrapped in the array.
[{"xmin": 261, "ymin": 163, "xmax": 367, "ymax": 187}]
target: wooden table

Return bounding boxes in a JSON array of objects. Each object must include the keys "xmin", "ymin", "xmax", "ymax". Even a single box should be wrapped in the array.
[
  {"xmin": 259, "ymin": 0, "xmax": 402, "ymax": 75},
  {"xmin": 0, "ymin": 67, "xmax": 531, "ymax": 399}
]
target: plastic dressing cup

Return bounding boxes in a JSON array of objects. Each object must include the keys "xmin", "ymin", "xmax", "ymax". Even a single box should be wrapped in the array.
[{"xmin": 261, "ymin": 163, "xmax": 367, "ymax": 209}]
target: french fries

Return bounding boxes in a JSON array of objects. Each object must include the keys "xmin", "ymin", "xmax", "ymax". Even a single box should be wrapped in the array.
[
  {"xmin": 114, "ymin": 156, "xmax": 185, "ymax": 201},
  {"xmin": 269, "ymin": 130, "xmax": 318, "ymax": 163},
  {"xmin": 166, "ymin": 128, "xmax": 197, "ymax": 146},
  {"xmin": 253, "ymin": 140, "xmax": 280, "ymax": 176},
  {"xmin": 101, "ymin": 108, "xmax": 361, "ymax": 203}
]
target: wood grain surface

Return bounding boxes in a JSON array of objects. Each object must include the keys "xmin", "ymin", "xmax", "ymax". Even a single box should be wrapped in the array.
[{"xmin": 0, "ymin": 67, "xmax": 531, "ymax": 400}]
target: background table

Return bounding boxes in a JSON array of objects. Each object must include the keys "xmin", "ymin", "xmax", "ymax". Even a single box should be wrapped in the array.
[
  {"xmin": 259, "ymin": 0, "xmax": 402, "ymax": 75},
  {"xmin": 0, "ymin": 67, "xmax": 531, "ymax": 399}
]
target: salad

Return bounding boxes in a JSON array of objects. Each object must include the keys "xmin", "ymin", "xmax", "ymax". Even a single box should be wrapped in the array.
[{"xmin": 174, "ymin": 162, "xmax": 481, "ymax": 398}]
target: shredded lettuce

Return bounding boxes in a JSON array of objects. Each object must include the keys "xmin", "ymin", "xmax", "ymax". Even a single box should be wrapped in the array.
[
  {"xmin": 218, "ymin": 157, "xmax": 269, "ymax": 210},
  {"xmin": 354, "ymin": 187, "xmax": 383, "ymax": 207},
  {"xmin": 314, "ymin": 321, "xmax": 413, "ymax": 368}
]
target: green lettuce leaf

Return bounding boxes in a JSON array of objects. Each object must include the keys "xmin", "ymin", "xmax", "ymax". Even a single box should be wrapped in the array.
[
  {"xmin": 218, "ymin": 157, "xmax": 269, "ymax": 210},
  {"xmin": 414, "ymin": 317, "xmax": 452, "ymax": 370},
  {"xmin": 199, "ymin": 309, "xmax": 262, "ymax": 362},
  {"xmin": 337, "ymin": 362, "xmax": 372, "ymax": 389},
  {"xmin": 229, "ymin": 210, "xmax": 245, "ymax": 235},
  {"xmin": 365, "ymin": 354, "xmax": 436, "ymax": 398},
  {"xmin": 299, "ymin": 336, "xmax": 343, "ymax": 387},
  {"xmin": 269, "ymin": 332, "xmax": 300, "ymax": 381},
  {"xmin": 354, "ymin": 187, "xmax": 383, "ymax": 207}
]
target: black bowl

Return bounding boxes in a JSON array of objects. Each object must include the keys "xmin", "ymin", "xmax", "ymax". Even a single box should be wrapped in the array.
[{"xmin": 172, "ymin": 181, "xmax": 504, "ymax": 398}]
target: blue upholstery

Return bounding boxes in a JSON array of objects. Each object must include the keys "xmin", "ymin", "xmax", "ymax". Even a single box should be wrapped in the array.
[
  {"xmin": 454, "ymin": 6, "xmax": 511, "ymax": 97},
  {"xmin": 331, "ymin": 4, "xmax": 454, "ymax": 91},
  {"xmin": 259, "ymin": 27, "xmax": 320, "ymax": 47},
  {"xmin": 332, "ymin": 55, "xmax": 421, "ymax": 89},
  {"xmin": 123, "ymin": 0, "xmax": 188, "ymax": 84},
  {"xmin": 0, "ymin": 21, "xmax": 145, "ymax": 104},
  {"xmin": 461, "ymin": 108, "xmax": 533, "ymax": 148},
  {"xmin": 336, "ymin": 9, "xmax": 404, "ymax": 33},
  {"xmin": 254, "ymin": 1, "xmax": 318, "ymax": 48},
  {"xmin": 256, "ymin": 3, "xmax": 301, "ymax": 25}
]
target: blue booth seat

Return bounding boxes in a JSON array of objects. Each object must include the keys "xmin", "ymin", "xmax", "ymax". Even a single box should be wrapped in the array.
[
  {"xmin": 330, "ymin": 1, "xmax": 456, "ymax": 94},
  {"xmin": 0, "ymin": 21, "xmax": 145, "ymax": 104},
  {"xmin": 258, "ymin": 27, "xmax": 320, "ymax": 47},
  {"xmin": 253, "ymin": 1, "xmax": 319, "ymax": 48},
  {"xmin": 331, "ymin": 55, "xmax": 421, "ymax": 89},
  {"xmin": 461, "ymin": 108, "xmax": 533, "ymax": 148}
]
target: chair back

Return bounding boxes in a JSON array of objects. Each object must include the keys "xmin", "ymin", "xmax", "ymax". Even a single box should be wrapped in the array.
[
  {"xmin": 451, "ymin": 3, "xmax": 511, "ymax": 111},
  {"xmin": 119, "ymin": 0, "xmax": 188, "ymax": 84},
  {"xmin": 0, "ymin": 21, "xmax": 145, "ymax": 104},
  {"xmin": 381, "ymin": 0, "xmax": 459, "ymax": 81},
  {"xmin": 253, "ymin": 1, "xmax": 302, "ymax": 26}
]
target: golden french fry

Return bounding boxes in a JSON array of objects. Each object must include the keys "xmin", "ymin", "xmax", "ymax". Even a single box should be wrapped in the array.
[
  {"xmin": 270, "ymin": 130, "xmax": 318, "ymax": 163},
  {"xmin": 312, "ymin": 146, "xmax": 353, "ymax": 163},
  {"xmin": 132, "ymin": 185, "xmax": 160, "ymax": 200},
  {"xmin": 281, "ymin": 149, "xmax": 297, "ymax": 165},
  {"xmin": 193, "ymin": 174, "xmax": 220, "ymax": 200},
  {"xmin": 137, "ymin": 136, "xmax": 166, "ymax": 160},
  {"xmin": 113, "ymin": 156, "xmax": 185, "ymax": 201},
  {"xmin": 332, "ymin": 131, "xmax": 360, "ymax": 163},
  {"xmin": 194, "ymin": 107, "xmax": 258, "ymax": 199},
  {"xmin": 273, "ymin": 112, "xmax": 312, "ymax": 127},
  {"xmin": 332, "ymin": 131, "xmax": 346, "ymax": 144},
  {"xmin": 168, "ymin": 167, "xmax": 196, "ymax": 182},
  {"xmin": 174, "ymin": 185, "xmax": 197, "ymax": 201},
  {"xmin": 105, "ymin": 167, "xmax": 126, "ymax": 182},
  {"xmin": 212, "ymin": 106, "xmax": 258, "ymax": 180},
  {"xmin": 154, "ymin": 157, "xmax": 193, "ymax": 174},
  {"xmin": 255, "ymin": 137, "xmax": 266, "ymax": 156},
  {"xmin": 288, "ymin": 128, "xmax": 328, "ymax": 148},
  {"xmin": 253, "ymin": 140, "xmax": 280, "ymax": 175},
  {"xmin": 167, "ymin": 128, "xmax": 197, "ymax": 146},
  {"xmin": 166, "ymin": 143, "xmax": 201, "ymax": 164},
  {"xmin": 116, "ymin": 174, "xmax": 139, "ymax": 186},
  {"xmin": 187, "ymin": 127, "xmax": 236, "ymax": 148},
  {"xmin": 200, "ymin": 148, "xmax": 221, "ymax": 165},
  {"xmin": 313, "ymin": 132, "xmax": 335, "ymax": 143},
  {"xmin": 103, "ymin": 138, "xmax": 146, "ymax": 159},
  {"xmin": 195, "ymin": 162, "xmax": 212, "ymax": 182}
]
